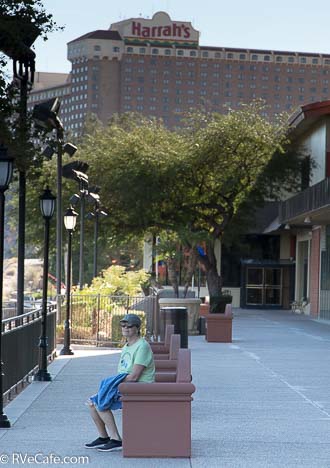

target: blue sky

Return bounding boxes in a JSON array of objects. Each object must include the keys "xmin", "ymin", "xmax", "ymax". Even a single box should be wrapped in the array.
[{"xmin": 33, "ymin": 0, "xmax": 330, "ymax": 73}]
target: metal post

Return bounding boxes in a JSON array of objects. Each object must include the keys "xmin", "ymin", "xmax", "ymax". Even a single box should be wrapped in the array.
[
  {"xmin": 93, "ymin": 210, "xmax": 99, "ymax": 278},
  {"xmin": 17, "ymin": 76, "xmax": 28, "ymax": 316},
  {"xmin": 79, "ymin": 194, "xmax": 85, "ymax": 290},
  {"xmin": 34, "ymin": 217, "xmax": 52, "ymax": 381},
  {"xmin": 56, "ymin": 130, "xmax": 63, "ymax": 316},
  {"xmin": 0, "ymin": 191, "xmax": 10, "ymax": 427},
  {"xmin": 60, "ymin": 229, "xmax": 74, "ymax": 355}
]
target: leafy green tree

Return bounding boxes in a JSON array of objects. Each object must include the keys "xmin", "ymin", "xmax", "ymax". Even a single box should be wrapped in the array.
[{"xmin": 77, "ymin": 265, "xmax": 150, "ymax": 297}]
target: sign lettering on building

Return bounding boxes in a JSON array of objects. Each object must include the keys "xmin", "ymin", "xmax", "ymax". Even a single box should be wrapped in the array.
[{"xmin": 110, "ymin": 11, "xmax": 199, "ymax": 46}]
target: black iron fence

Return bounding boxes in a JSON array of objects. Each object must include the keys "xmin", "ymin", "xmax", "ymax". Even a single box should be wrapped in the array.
[
  {"xmin": 2, "ymin": 307, "xmax": 56, "ymax": 400},
  {"xmin": 57, "ymin": 294, "xmax": 158, "ymax": 346}
]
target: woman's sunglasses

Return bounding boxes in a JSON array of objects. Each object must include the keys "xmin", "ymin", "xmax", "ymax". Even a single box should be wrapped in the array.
[{"xmin": 121, "ymin": 324, "xmax": 134, "ymax": 329}]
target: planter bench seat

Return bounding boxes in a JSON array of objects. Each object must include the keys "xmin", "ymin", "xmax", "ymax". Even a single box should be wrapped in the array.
[{"xmin": 119, "ymin": 348, "xmax": 195, "ymax": 458}]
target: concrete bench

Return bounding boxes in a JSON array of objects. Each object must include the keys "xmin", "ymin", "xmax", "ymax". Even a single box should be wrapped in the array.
[
  {"xmin": 153, "ymin": 333, "xmax": 180, "ymax": 360},
  {"xmin": 149, "ymin": 324, "xmax": 174, "ymax": 354},
  {"xmin": 119, "ymin": 348, "xmax": 195, "ymax": 458}
]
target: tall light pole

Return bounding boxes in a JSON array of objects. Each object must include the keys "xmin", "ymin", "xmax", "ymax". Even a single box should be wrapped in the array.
[
  {"xmin": 87, "ymin": 195, "xmax": 108, "ymax": 279},
  {"xmin": 0, "ymin": 17, "xmax": 41, "ymax": 316},
  {"xmin": 34, "ymin": 187, "xmax": 56, "ymax": 382},
  {"xmin": 60, "ymin": 207, "xmax": 78, "ymax": 356},
  {"xmin": 0, "ymin": 146, "xmax": 14, "ymax": 428},
  {"xmin": 32, "ymin": 100, "xmax": 77, "ymax": 315}
]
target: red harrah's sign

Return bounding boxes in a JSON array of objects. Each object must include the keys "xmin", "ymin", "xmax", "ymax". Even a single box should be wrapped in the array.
[{"xmin": 131, "ymin": 21, "xmax": 191, "ymax": 39}]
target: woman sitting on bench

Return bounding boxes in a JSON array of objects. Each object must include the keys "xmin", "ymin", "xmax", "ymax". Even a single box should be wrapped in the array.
[{"xmin": 84, "ymin": 313, "xmax": 155, "ymax": 452}]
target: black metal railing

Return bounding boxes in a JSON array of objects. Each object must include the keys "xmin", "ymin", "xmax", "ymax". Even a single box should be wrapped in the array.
[
  {"xmin": 279, "ymin": 178, "xmax": 330, "ymax": 223},
  {"xmin": 57, "ymin": 294, "xmax": 158, "ymax": 346},
  {"xmin": 2, "ymin": 307, "xmax": 56, "ymax": 398}
]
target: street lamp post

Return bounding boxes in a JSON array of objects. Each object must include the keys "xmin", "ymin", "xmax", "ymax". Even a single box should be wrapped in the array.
[
  {"xmin": 32, "ymin": 99, "xmax": 77, "ymax": 315},
  {"xmin": 87, "ymin": 200, "xmax": 108, "ymax": 279},
  {"xmin": 34, "ymin": 188, "xmax": 56, "ymax": 382},
  {"xmin": 60, "ymin": 207, "xmax": 78, "ymax": 356},
  {"xmin": 0, "ymin": 17, "xmax": 41, "ymax": 316},
  {"xmin": 0, "ymin": 145, "xmax": 14, "ymax": 428}
]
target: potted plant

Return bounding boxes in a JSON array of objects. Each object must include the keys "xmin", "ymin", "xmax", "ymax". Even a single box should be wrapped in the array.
[{"xmin": 209, "ymin": 290, "xmax": 232, "ymax": 314}]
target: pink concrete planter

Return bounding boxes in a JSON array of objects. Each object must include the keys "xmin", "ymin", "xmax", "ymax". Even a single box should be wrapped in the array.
[
  {"xmin": 205, "ymin": 304, "xmax": 233, "ymax": 343},
  {"xmin": 149, "ymin": 324, "xmax": 174, "ymax": 354},
  {"xmin": 153, "ymin": 333, "xmax": 180, "ymax": 360},
  {"xmin": 120, "ymin": 349, "xmax": 195, "ymax": 458},
  {"xmin": 199, "ymin": 303, "xmax": 210, "ymax": 317}
]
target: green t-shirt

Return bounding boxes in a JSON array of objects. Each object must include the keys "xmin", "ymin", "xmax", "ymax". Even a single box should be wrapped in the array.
[{"xmin": 117, "ymin": 338, "xmax": 155, "ymax": 383}]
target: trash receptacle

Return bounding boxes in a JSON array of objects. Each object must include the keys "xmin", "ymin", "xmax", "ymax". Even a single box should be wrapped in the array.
[{"xmin": 160, "ymin": 307, "xmax": 188, "ymax": 348}]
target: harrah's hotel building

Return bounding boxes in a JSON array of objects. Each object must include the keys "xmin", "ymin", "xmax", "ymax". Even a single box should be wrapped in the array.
[{"xmin": 28, "ymin": 12, "xmax": 330, "ymax": 133}]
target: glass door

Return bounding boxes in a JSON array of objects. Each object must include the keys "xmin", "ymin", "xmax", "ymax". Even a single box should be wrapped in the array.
[{"xmin": 246, "ymin": 267, "xmax": 282, "ymax": 306}]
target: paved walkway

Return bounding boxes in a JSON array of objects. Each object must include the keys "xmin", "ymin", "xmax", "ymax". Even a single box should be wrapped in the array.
[{"xmin": 1, "ymin": 309, "xmax": 330, "ymax": 467}]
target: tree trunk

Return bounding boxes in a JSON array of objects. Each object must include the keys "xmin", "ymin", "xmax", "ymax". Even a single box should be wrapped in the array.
[
  {"xmin": 206, "ymin": 265, "xmax": 222, "ymax": 297},
  {"xmin": 198, "ymin": 239, "xmax": 222, "ymax": 299},
  {"xmin": 166, "ymin": 257, "xmax": 179, "ymax": 298},
  {"xmin": 183, "ymin": 246, "xmax": 198, "ymax": 298}
]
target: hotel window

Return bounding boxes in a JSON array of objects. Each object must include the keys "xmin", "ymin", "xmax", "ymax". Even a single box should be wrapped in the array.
[
  {"xmin": 165, "ymin": 49, "xmax": 171, "ymax": 55},
  {"xmin": 175, "ymin": 98, "xmax": 182, "ymax": 104},
  {"xmin": 138, "ymin": 68, "xmax": 144, "ymax": 73},
  {"xmin": 298, "ymin": 77, "xmax": 304, "ymax": 83},
  {"xmin": 163, "ymin": 97, "xmax": 169, "ymax": 102},
  {"xmin": 202, "ymin": 51, "xmax": 209, "ymax": 58},
  {"xmin": 325, "ymin": 59, "xmax": 330, "ymax": 65},
  {"xmin": 163, "ymin": 88, "xmax": 169, "ymax": 93},
  {"xmin": 324, "ymin": 79, "xmax": 329, "ymax": 84},
  {"xmin": 275, "ymin": 85, "xmax": 280, "ymax": 90},
  {"xmin": 187, "ymin": 80, "xmax": 195, "ymax": 85},
  {"xmin": 286, "ymin": 86, "xmax": 292, "ymax": 91},
  {"xmin": 215, "ymin": 52, "xmax": 221, "ymax": 58},
  {"xmin": 188, "ymin": 71, "xmax": 195, "ymax": 78},
  {"xmin": 139, "ymin": 48, "xmax": 146, "ymax": 54},
  {"xmin": 213, "ymin": 73, "xmax": 219, "ymax": 78},
  {"xmin": 187, "ymin": 90, "xmax": 194, "ymax": 94},
  {"xmin": 310, "ymin": 87, "xmax": 317, "ymax": 92},
  {"xmin": 239, "ymin": 54, "xmax": 246, "ymax": 60},
  {"xmin": 136, "ymin": 105, "xmax": 144, "ymax": 111},
  {"xmin": 190, "ymin": 50, "xmax": 197, "ymax": 57},
  {"xmin": 287, "ymin": 77, "xmax": 293, "ymax": 83},
  {"xmin": 150, "ymin": 97, "xmax": 156, "ymax": 101},
  {"xmin": 237, "ymin": 83, "xmax": 244, "ymax": 88},
  {"xmin": 323, "ymin": 88, "xmax": 329, "ymax": 93},
  {"xmin": 276, "ymin": 56, "xmax": 283, "ymax": 62},
  {"xmin": 298, "ymin": 87, "xmax": 304, "ymax": 92},
  {"xmin": 150, "ymin": 106, "xmax": 156, "ymax": 111},
  {"xmin": 263, "ymin": 66, "xmax": 269, "ymax": 72},
  {"xmin": 201, "ymin": 81, "xmax": 207, "ymax": 86},
  {"xmin": 163, "ymin": 79, "xmax": 169, "ymax": 84},
  {"xmin": 264, "ymin": 55, "xmax": 270, "ymax": 61},
  {"xmin": 176, "ymin": 80, "xmax": 182, "ymax": 85},
  {"xmin": 288, "ymin": 56, "xmax": 295, "ymax": 63},
  {"xmin": 250, "ymin": 65, "xmax": 256, "ymax": 71},
  {"xmin": 251, "ymin": 54, "xmax": 258, "ymax": 61},
  {"xmin": 286, "ymin": 95, "xmax": 293, "ymax": 100},
  {"xmin": 152, "ymin": 49, "xmax": 159, "ymax": 55},
  {"xmin": 94, "ymin": 45, "xmax": 101, "ymax": 51},
  {"xmin": 176, "ymin": 71, "xmax": 182, "ymax": 77},
  {"xmin": 200, "ymin": 90, "xmax": 207, "ymax": 95},
  {"xmin": 201, "ymin": 63, "xmax": 208, "ymax": 67},
  {"xmin": 300, "ymin": 57, "xmax": 307, "ymax": 63},
  {"xmin": 187, "ymin": 98, "xmax": 194, "ymax": 104},
  {"xmin": 201, "ymin": 72, "xmax": 207, "ymax": 77},
  {"xmin": 177, "ymin": 50, "xmax": 184, "ymax": 56},
  {"xmin": 312, "ymin": 58, "xmax": 319, "ymax": 64},
  {"xmin": 227, "ymin": 53, "xmax": 233, "ymax": 59},
  {"xmin": 214, "ymin": 63, "xmax": 220, "ymax": 68},
  {"xmin": 310, "ymin": 79, "xmax": 317, "ymax": 84},
  {"xmin": 127, "ymin": 47, "xmax": 133, "ymax": 53},
  {"xmin": 137, "ymin": 96, "xmax": 144, "ymax": 101},
  {"xmin": 225, "ymin": 73, "xmax": 232, "ymax": 78}
]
